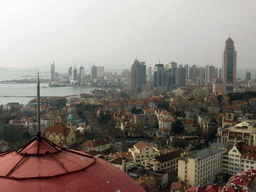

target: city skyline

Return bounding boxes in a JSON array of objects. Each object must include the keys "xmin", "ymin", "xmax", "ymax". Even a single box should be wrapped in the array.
[{"xmin": 0, "ymin": 1, "xmax": 255, "ymax": 70}]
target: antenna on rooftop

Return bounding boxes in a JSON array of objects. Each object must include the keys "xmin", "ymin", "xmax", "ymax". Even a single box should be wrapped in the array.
[{"xmin": 37, "ymin": 72, "xmax": 41, "ymax": 139}]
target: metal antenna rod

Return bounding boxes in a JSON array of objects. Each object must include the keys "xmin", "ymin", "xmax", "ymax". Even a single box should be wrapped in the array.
[{"xmin": 37, "ymin": 72, "xmax": 41, "ymax": 139}]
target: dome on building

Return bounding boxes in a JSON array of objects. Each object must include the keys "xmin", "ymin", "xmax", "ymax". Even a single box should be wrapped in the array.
[
  {"xmin": 0, "ymin": 136, "xmax": 145, "ymax": 191},
  {"xmin": 67, "ymin": 111, "xmax": 76, "ymax": 124}
]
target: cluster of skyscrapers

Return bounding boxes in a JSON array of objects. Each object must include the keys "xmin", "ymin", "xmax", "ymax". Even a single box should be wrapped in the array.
[
  {"xmin": 67, "ymin": 65, "xmax": 85, "ymax": 85},
  {"xmin": 131, "ymin": 37, "xmax": 237, "ymax": 93}
]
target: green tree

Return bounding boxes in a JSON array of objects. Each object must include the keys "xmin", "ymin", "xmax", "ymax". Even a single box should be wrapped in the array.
[{"xmin": 172, "ymin": 120, "xmax": 185, "ymax": 134}]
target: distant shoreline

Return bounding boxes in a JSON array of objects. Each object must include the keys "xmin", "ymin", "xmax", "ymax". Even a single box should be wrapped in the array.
[{"xmin": 0, "ymin": 79, "xmax": 50, "ymax": 84}]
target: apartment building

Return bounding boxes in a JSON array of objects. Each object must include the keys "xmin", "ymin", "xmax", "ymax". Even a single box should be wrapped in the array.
[
  {"xmin": 142, "ymin": 150, "xmax": 183, "ymax": 172},
  {"xmin": 134, "ymin": 113, "xmax": 158, "ymax": 129},
  {"xmin": 129, "ymin": 142, "xmax": 160, "ymax": 165},
  {"xmin": 218, "ymin": 120, "xmax": 256, "ymax": 146},
  {"xmin": 222, "ymin": 142, "xmax": 256, "ymax": 176},
  {"xmin": 178, "ymin": 148, "xmax": 222, "ymax": 187}
]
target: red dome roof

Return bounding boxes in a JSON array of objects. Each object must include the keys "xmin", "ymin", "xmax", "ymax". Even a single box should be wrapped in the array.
[{"xmin": 0, "ymin": 137, "xmax": 145, "ymax": 192}]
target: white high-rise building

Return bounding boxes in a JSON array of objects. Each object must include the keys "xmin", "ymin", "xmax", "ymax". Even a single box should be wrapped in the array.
[{"xmin": 51, "ymin": 61, "xmax": 55, "ymax": 81}]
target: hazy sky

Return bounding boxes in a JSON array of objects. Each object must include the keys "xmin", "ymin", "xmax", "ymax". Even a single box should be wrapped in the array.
[{"xmin": 0, "ymin": 0, "xmax": 255, "ymax": 71}]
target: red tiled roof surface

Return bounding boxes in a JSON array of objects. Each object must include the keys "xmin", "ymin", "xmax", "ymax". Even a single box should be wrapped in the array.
[
  {"xmin": 206, "ymin": 185, "xmax": 218, "ymax": 192},
  {"xmin": 42, "ymin": 123, "xmax": 71, "ymax": 136},
  {"xmin": 171, "ymin": 181, "xmax": 190, "ymax": 192},
  {"xmin": 82, "ymin": 139, "xmax": 110, "ymax": 148},
  {"xmin": 155, "ymin": 149, "xmax": 183, "ymax": 163},
  {"xmin": 236, "ymin": 142, "xmax": 256, "ymax": 160},
  {"xmin": 134, "ymin": 141, "xmax": 150, "ymax": 150},
  {"xmin": 136, "ymin": 175, "xmax": 160, "ymax": 191}
]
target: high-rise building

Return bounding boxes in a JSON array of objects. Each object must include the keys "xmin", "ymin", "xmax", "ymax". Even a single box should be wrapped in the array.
[
  {"xmin": 91, "ymin": 66, "xmax": 97, "ymax": 79},
  {"xmin": 97, "ymin": 66, "xmax": 104, "ymax": 78},
  {"xmin": 175, "ymin": 66, "xmax": 185, "ymax": 87},
  {"xmin": 140, "ymin": 62, "xmax": 146, "ymax": 84},
  {"xmin": 219, "ymin": 69, "xmax": 222, "ymax": 78},
  {"xmin": 198, "ymin": 67, "xmax": 205, "ymax": 80},
  {"xmin": 79, "ymin": 66, "xmax": 85, "ymax": 85},
  {"xmin": 189, "ymin": 65, "xmax": 198, "ymax": 81},
  {"xmin": 71, "ymin": 65, "xmax": 78, "ymax": 85},
  {"xmin": 222, "ymin": 37, "xmax": 237, "ymax": 91},
  {"xmin": 68, "ymin": 67, "xmax": 72, "ymax": 83},
  {"xmin": 147, "ymin": 67, "xmax": 152, "ymax": 82},
  {"xmin": 51, "ymin": 61, "xmax": 55, "ymax": 81},
  {"xmin": 206, "ymin": 65, "xmax": 215, "ymax": 82},
  {"xmin": 184, "ymin": 64, "xmax": 189, "ymax": 79},
  {"xmin": 246, "ymin": 72, "xmax": 251, "ymax": 81},
  {"xmin": 131, "ymin": 59, "xmax": 146, "ymax": 92},
  {"xmin": 154, "ymin": 64, "xmax": 165, "ymax": 88}
]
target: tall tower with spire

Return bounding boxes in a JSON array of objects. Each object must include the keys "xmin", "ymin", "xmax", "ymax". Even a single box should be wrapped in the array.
[{"xmin": 222, "ymin": 37, "xmax": 237, "ymax": 91}]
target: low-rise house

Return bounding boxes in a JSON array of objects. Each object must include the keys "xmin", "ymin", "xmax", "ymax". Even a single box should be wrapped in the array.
[
  {"xmin": 81, "ymin": 139, "xmax": 110, "ymax": 152},
  {"xmin": 170, "ymin": 181, "xmax": 191, "ymax": 192},
  {"xmin": 136, "ymin": 175, "xmax": 161, "ymax": 192},
  {"xmin": 142, "ymin": 150, "xmax": 183, "ymax": 172},
  {"xmin": 42, "ymin": 111, "xmax": 85, "ymax": 146},
  {"xmin": 129, "ymin": 141, "xmax": 160, "ymax": 165}
]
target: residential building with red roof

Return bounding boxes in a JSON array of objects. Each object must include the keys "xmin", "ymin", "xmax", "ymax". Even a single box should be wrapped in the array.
[
  {"xmin": 81, "ymin": 139, "xmax": 110, "ymax": 152},
  {"xmin": 129, "ymin": 141, "xmax": 160, "ymax": 165},
  {"xmin": 142, "ymin": 149, "xmax": 183, "ymax": 172},
  {"xmin": 222, "ymin": 142, "xmax": 256, "ymax": 176},
  {"xmin": 218, "ymin": 120, "xmax": 256, "ymax": 146},
  {"xmin": 170, "ymin": 181, "xmax": 191, "ymax": 192},
  {"xmin": 42, "ymin": 111, "xmax": 85, "ymax": 146}
]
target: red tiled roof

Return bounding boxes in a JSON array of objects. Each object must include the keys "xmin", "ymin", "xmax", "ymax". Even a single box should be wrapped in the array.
[
  {"xmin": 42, "ymin": 123, "xmax": 71, "ymax": 136},
  {"xmin": 134, "ymin": 141, "xmax": 149, "ymax": 150},
  {"xmin": 82, "ymin": 139, "xmax": 110, "ymax": 148},
  {"xmin": 206, "ymin": 185, "xmax": 218, "ymax": 192},
  {"xmin": 171, "ymin": 181, "xmax": 190, "ymax": 192}
]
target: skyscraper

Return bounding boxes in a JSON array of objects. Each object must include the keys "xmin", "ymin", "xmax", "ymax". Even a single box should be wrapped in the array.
[
  {"xmin": 189, "ymin": 65, "xmax": 198, "ymax": 81},
  {"xmin": 147, "ymin": 67, "xmax": 152, "ymax": 82},
  {"xmin": 175, "ymin": 66, "xmax": 185, "ymax": 87},
  {"xmin": 184, "ymin": 64, "xmax": 189, "ymax": 79},
  {"xmin": 97, "ymin": 66, "xmax": 105, "ymax": 78},
  {"xmin": 91, "ymin": 65, "xmax": 97, "ymax": 79},
  {"xmin": 79, "ymin": 66, "xmax": 85, "ymax": 85},
  {"xmin": 51, "ymin": 61, "xmax": 55, "ymax": 81},
  {"xmin": 246, "ymin": 72, "xmax": 251, "ymax": 81},
  {"xmin": 154, "ymin": 64, "xmax": 165, "ymax": 88},
  {"xmin": 131, "ymin": 59, "xmax": 146, "ymax": 92},
  {"xmin": 222, "ymin": 37, "xmax": 237, "ymax": 91}
]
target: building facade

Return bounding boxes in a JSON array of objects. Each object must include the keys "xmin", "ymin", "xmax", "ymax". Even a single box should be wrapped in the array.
[
  {"xmin": 129, "ymin": 141, "xmax": 160, "ymax": 165},
  {"xmin": 222, "ymin": 142, "xmax": 256, "ymax": 176},
  {"xmin": 222, "ymin": 37, "xmax": 237, "ymax": 91},
  {"xmin": 131, "ymin": 59, "xmax": 146, "ymax": 92},
  {"xmin": 178, "ymin": 148, "xmax": 222, "ymax": 187}
]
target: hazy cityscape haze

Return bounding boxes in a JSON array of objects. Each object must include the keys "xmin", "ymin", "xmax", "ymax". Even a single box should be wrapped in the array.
[{"xmin": 0, "ymin": 0, "xmax": 255, "ymax": 70}]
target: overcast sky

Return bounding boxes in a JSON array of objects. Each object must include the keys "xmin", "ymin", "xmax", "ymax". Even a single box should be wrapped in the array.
[{"xmin": 0, "ymin": 0, "xmax": 255, "ymax": 71}]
